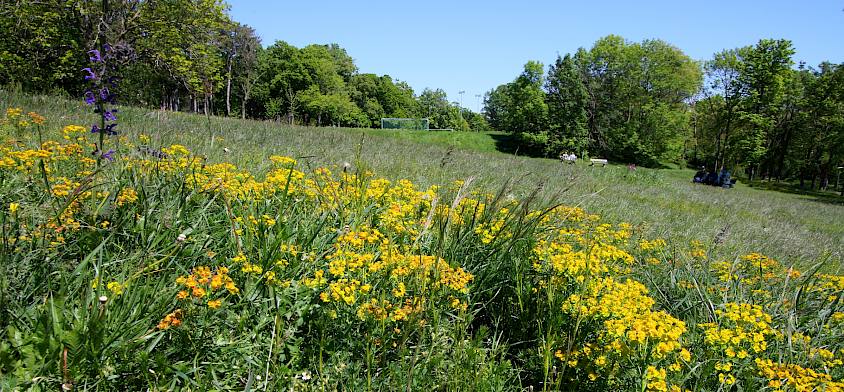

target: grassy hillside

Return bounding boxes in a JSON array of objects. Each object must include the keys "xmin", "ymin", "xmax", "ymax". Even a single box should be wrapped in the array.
[
  {"xmin": 4, "ymin": 91, "xmax": 839, "ymax": 267},
  {"xmin": 3, "ymin": 90, "xmax": 844, "ymax": 391}
]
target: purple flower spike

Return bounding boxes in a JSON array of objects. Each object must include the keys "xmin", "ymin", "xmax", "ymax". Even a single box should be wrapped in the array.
[
  {"xmin": 104, "ymin": 110, "xmax": 117, "ymax": 122},
  {"xmin": 84, "ymin": 91, "xmax": 96, "ymax": 105},
  {"xmin": 99, "ymin": 87, "xmax": 110, "ymax": 100},
  {"xmin": 91, "ymin": 124, "xmax": 100, "ymax": 134},
  {"xmin": 101, "ymin": 149, "xmax": 115, "ymax": 161},
  {"xmin": 82, "ymin": 68, "xmax": 97, "ymax": 81},
  {"xmin": 88, "ymin": 49, "xmax": 102, "ymax": 63},
  {"xmin": 104, "ymin": 123, "xmax": 118, "ymax": 135}
]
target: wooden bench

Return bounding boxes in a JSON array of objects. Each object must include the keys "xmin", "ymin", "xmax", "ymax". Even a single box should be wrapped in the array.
[{"xmin": 589, "ymin": 158, "xmax": 608, "ymax": 167}]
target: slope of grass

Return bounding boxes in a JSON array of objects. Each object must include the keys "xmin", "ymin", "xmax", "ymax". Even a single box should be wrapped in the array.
[
  {"xmin": 3, "ymin": 89, "xmax": 844, "ymax": 391},
  {"xmin": 2, "ymin": 90, "xmax": 842, "ymax": 268}
]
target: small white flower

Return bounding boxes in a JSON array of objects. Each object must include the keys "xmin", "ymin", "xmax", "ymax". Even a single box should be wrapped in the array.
[
  {"xmin": 223, "ymin": 147, "xmax": 231, "ymax": 153},
  {"xmin": 177, "ymin": 233, "xmax": 187, "ymax": 242},
  {"xmin": 99, "ymin": 295, "xmax": 108, "ymax": 304},
  {"xmin": 300, "ymin": 371, "xmax": 311, "ymax": 381}
]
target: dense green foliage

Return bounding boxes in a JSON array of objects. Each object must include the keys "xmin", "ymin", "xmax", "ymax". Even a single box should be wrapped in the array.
[
  {"xmin": 486, "ymin": 36, "xmax": 702, "ymax": 165},
  {"xmin": 693, "ymin": 40, "xmax": 844, "ymax": 189},
  {"xmin": 0, "ymin": 0, "xmax": 482, "ymax": 131},
  {"xmin": 486, "ymin": 35, "xmax": 844, "ymax": 182}
]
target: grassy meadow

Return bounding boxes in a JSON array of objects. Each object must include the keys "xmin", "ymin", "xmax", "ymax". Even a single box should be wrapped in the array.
[
  {"xmin": 4, "ymin": 91, "xmax": 842, "ymax": 267},
  {"xmin": 1, "ymin": 89, "xmax": 843, "ymax": 391}
]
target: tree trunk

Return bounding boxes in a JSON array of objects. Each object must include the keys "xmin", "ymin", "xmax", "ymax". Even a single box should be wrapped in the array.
[{"xmin": 226, "ymin": 59, "xmax": 232, "ymax": 117}]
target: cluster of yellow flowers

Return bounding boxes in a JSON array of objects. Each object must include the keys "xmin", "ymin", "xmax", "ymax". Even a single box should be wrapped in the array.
[
  {"xmin": 306, "ymin": 225, "xmax": 472, "ymax": 325},
  {"xmin": 813, "ymin": 274, "xmax": 844, "ymax": 302},
  {"xmin": 703, "ymin": 303, "xmax": 776, "ymax": 355},
  {"xmin": 527, "ymin": 205, "xmax": 693, "ymax": 390},
  {"xmin": 2, "ymin": 108, "xmax": 45, "ymax": 129},
  {"xmin": 157, "ymin": 309, "xmax": 184, "ymax": 330},
  {"xmin": 756, "ymin": 358, "xmax": 844, "ymax": 392},
  {"xmin": 712, "ymin": 253, "xmax": 801, "ymax": 285},
  {"xmin": 639, "ymin": 238, "xmax": 667, "ymax": 251},
  {"xmin": 699, "ymin": 303, "xmax": 778, "ymax": 385},
  {"xmin": 474, "ymin": 208, "xmax": 512, "ymax": 244},
  {"xmin": 557, "ymin": 277, "xmax": 689, "ymax": 391},
  {"xmin": 174, "ymin": 266, "xmax": 238, "ymax": 312},
  {"xmin": 688, "ymin": 240, "xmax": 707, "ymax": 259}
]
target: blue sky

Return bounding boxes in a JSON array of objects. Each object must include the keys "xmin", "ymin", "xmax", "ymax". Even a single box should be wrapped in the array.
[{"xmin": 228, "ymin": 0, "xmax": 844, "ymax": 112}]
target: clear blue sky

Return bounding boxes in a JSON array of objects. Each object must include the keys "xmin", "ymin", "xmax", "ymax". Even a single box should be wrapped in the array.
[{"xmin": 228, "ymin": 0, "xmax": 844, "ymax": 112}]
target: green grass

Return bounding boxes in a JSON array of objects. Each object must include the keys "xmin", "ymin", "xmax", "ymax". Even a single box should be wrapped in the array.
[
  {"xmin": 3, "ymin": 90, "xmax": 842, "ymax": 268},
  {"xmin": 3, "ymin": 89, "xmax": 844, "ymax": 391}
]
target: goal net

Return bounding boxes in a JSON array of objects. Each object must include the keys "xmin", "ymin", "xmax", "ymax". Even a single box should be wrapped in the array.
[{"xmin": 380, "ymin": 117, "xmax": 429, "ymax": 131}]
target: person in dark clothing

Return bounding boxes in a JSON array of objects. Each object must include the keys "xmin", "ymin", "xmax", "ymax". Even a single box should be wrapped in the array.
[
  {"xmin": 693, "ymin": 167, "xmax": 707, "ymax": 183},
  {"xmin": 705, "ymin": 171, "xmax": 718, "ymax": 185},
  {"xmin": 719, "ymin": 169, "xmax": 732, "ymax": 188}
]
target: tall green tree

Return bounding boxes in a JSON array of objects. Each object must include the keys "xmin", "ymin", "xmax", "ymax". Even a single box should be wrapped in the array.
[
  {"xmin": 486, "ymin": 36, "xmax": 700, "ymax": 164},
  {"xmin": 738, "ymin": 39, "xmax": 795, "ymax": 180},
  {"xmin": 483, "ymin": 61, "xmax": 549, "ymax": 153},
  {"xmin": 576, "ymin": 36, "xmax": 700, "ymax": 164},
  {"xmin": 0, "ymin": 1, "xmax": 79, "ymax": 90},
  {"xmin": 418, "ymin": 88, "xmax": 469, "ymax": 131},
  {"xmin": 545, "ymin": 54, "xmax": 589, "ymax": 156},
  {"xmin": 222, "ymin": 22, "xmax": 261, "ymax": 117},
  {"xmin": 699, "ymin": 48, "xmax": 745, "ymax": 172},
  {"xmin": 137, "ymin": 0, "xmax": 230, "ymax": 114}
]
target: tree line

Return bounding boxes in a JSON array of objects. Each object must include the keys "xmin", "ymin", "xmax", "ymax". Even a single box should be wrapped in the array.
[
  {"xmin": 0, "ymin": 0, "xmax": 483, "ymax": 131},
  {"xmin": 485, "ymin": 35, "xmax": 844, "ymax": 190},
  {"xmin": 2, "ymin": 2, "xmax": 842, "ymax": 187}
]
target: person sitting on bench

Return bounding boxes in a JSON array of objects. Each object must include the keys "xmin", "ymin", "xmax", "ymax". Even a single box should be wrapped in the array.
[
  {"xmin": 705, "ymin": 171, "xmax": 718, "ymax": 185},
  {"xmin": 559, "ymin": 152, "xmax": 576, "ymax": 164},
  {"xmin": 693, "ymin": 167, "xmax": 706, "ymax": 183}
]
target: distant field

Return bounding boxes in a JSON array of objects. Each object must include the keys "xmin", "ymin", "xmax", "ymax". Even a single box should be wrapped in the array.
[{"xmin": 3, "ymin": 91, "xmax": 842, "ymax": 268}]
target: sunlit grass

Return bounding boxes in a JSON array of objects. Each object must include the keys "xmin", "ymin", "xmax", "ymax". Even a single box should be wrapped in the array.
[{"xmin": 1, "ymin": 90, "xmax": 842, "ymax": 391}]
